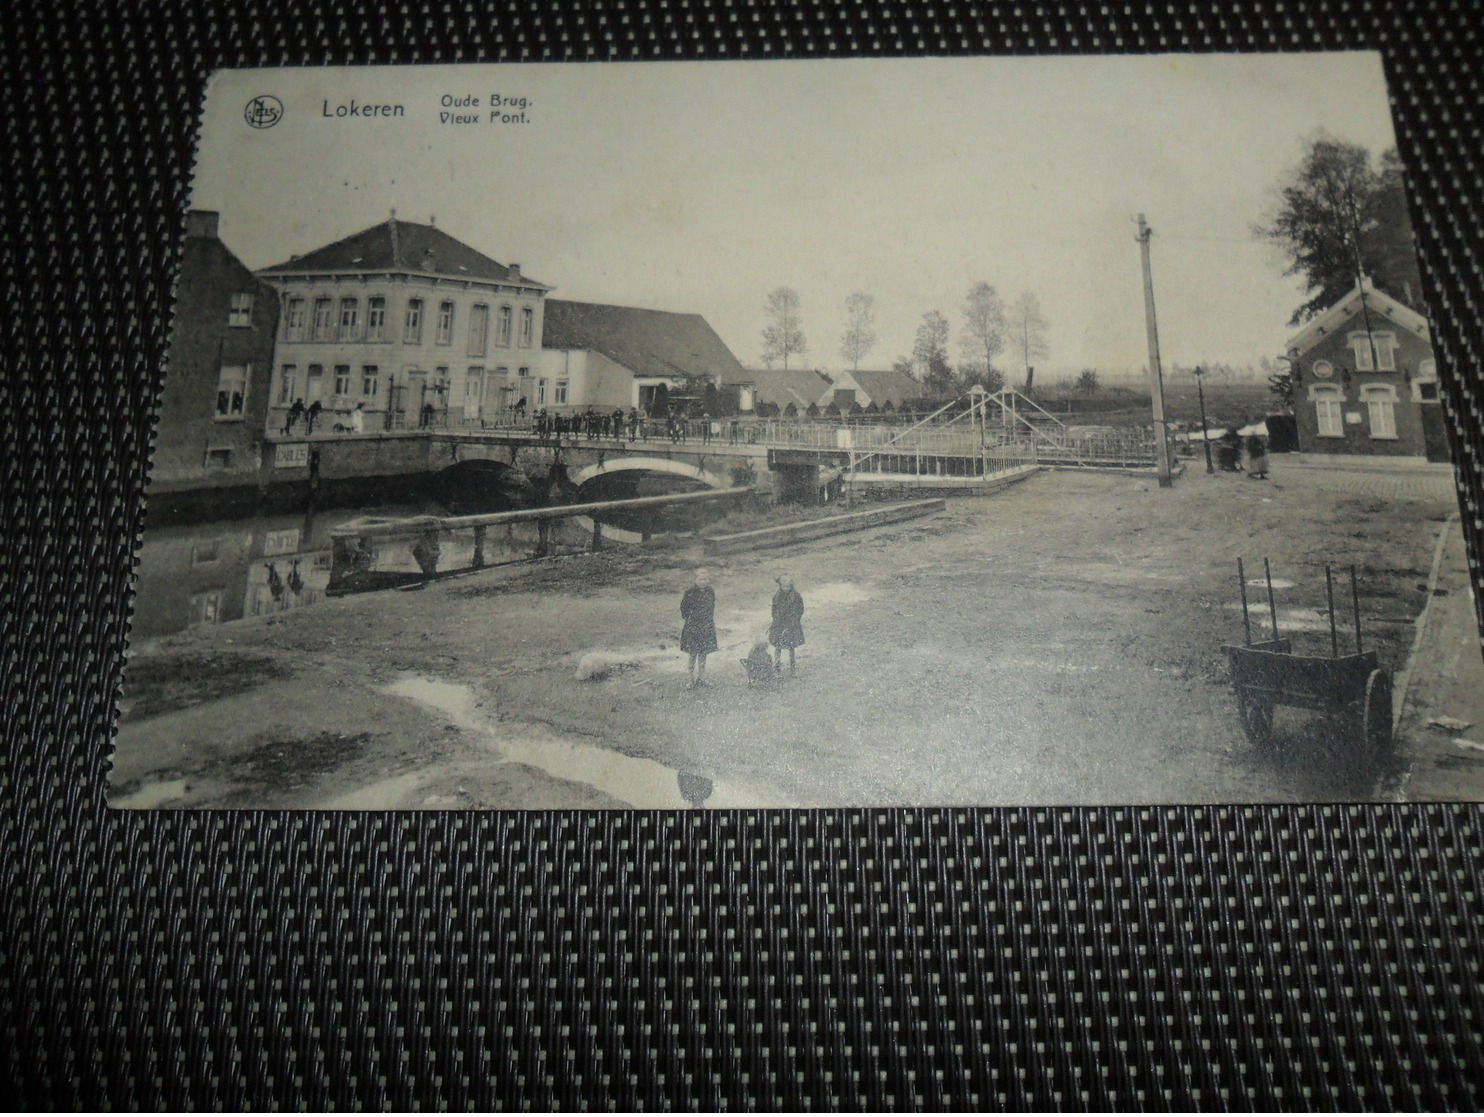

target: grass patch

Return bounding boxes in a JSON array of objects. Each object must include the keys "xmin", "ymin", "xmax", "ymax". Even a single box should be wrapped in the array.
[{"xmin": 122, "ymin": 652, "xmax": 293, "ymax": 722}]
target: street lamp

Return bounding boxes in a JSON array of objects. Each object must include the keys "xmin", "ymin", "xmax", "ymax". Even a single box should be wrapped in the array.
[{"xmin": 1192, "ymin": 365, "xmax": 1213, "ymax": 474}]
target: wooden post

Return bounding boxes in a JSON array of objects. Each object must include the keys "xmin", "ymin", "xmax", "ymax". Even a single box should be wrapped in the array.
[
  {"xmin": 591, "ymin": 519, "xmax": 603, "ymax": 552},
  {"xmin": 472, "ymin": 525, "xmax": 486, "ymax": 569},
  {"xmin": 1136, "ymin": 213, "xmax": 1174, "ymax": 488},
  {"xmin": 537, "ymin": 518, "xmax": 551, "ymax": 557}
]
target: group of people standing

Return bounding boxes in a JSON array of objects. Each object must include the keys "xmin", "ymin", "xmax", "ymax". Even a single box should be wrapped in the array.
[
  {"xmin": 679, "ymin": 569, "xmax": 806, "ymax": 689},
  {"xmin": 1213, "ymin": 429, "xmax": 1270, "ymax": 479},
  {"xmin": 281, "ymin": 398, "xmax": 324, "ymax": 435}
]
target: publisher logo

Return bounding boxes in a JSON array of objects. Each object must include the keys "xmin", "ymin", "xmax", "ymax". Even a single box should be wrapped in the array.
[{"xmin": 244, "ymin": 95, "xmax": 284, "ymax": 129}]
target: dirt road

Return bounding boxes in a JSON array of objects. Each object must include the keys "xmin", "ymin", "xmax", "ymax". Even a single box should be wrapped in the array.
[{"xmin": 111, "ymin": 465, "xmax": 1461, "ymax": 808}]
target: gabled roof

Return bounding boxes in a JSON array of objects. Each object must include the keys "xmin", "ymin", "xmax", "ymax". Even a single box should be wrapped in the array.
[
  {"xmin": 1286, "ymin": 282, "xmax": 1431, "ymax": 356},
  {"xmin": 258, "ymin": 218, "xmax": 546, "ymax": 288},
  {"xmin": 727, "ymin": 367, "xmax": 834, "ymax": 409},
  {"xmin": 542, "ymin": 300, "xmax": 746, "ymax": 382},
  {"xmin": 833, "ymin": 367, "xmax": 922, "ymax": 405}
]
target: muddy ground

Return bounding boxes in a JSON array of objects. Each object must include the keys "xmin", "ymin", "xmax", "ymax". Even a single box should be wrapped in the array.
[{"xmin": 110, "ymin": 466, "xmax": 1459, "ymax": 809}]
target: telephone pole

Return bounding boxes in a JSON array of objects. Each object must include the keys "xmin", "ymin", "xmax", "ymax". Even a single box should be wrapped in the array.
[{"xmin": 1136, "ymin": 214, "xmax": 1173, "ymax": 488}]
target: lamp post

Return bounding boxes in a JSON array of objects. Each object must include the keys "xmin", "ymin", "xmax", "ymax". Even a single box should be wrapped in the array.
[{"xmin": 1192, "ymin": 364, "xmax": 1213, "ymax": 474}]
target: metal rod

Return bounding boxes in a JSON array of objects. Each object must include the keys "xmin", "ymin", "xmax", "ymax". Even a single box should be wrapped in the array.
[
  {"xmin": 1351, "ymin": 564, "xmax": 1363, "ymax": 653},
  {"xmin": 1264, "ymin": 558, "xmax": 1279, "ymax": 641},
  {"xmin": 1238, "ymin": 557, "xmax": 1252, "ymax": 645},
  {"xmin": 1325, "ymin": 564, "xmax": 1339, "ymax": 657}
]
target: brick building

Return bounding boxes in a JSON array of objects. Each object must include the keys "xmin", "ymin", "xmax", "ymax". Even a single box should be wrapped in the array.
[
  {"xmin": 149, "ymin": 210, "xmax": 280, "ymax": 489},
  {"xmin": 1286, "ymin": 282, "xmax": 1448, "ymax": 461},
  {"xmin": 257, "ymin": 216, "xmax": 549, "ymax": 432}
]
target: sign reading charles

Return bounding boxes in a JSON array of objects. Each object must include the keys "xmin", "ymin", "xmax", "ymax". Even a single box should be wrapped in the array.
[{"xmin": 112, "ymin": 57, "xmax": 1476, "ymax": 810}]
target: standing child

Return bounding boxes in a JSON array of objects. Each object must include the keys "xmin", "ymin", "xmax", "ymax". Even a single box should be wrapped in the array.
[
  {"xmin": 680, "ymin": 569, "xmax": 719, "ymax": 689},
  {"xmin": 769, "ymin": 577, "xmax": 806, "ymax": 676}
]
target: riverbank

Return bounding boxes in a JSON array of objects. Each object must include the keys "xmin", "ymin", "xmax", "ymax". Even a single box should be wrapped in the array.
[{"xmin": 111, "ymin": 463, "xmax": 1466, "ymax": 808}]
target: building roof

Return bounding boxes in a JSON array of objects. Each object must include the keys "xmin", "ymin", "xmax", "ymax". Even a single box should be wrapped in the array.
[
  {"xmin": 542, "ymin": 300, "xmax": 746, "ymax": 382},
  {"xmin": 258, "ymin": 217, "xmax": 547, "ymax": 288},
  {"xmin": 833, "ymin": 367, "xmax": 922, "ymax": 405},
  {"xmin": 1286, "ymin": 281, "xmax": 1431, "ymax": 356},
  {"xmin": 727, "ymin": 367, "xmax": 834, "ymax": 409}
]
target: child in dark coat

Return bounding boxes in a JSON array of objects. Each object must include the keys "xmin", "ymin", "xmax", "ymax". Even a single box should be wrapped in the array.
[
  {"xmin": 680, "ymin": 569, "xmax": 718, "ymax": 689},
  {"xmin": 769, "ymin": 577, "xmax": 806, "ymax": 676}
]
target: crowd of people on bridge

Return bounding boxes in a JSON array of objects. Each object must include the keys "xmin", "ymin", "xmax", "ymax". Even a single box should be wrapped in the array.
[{"xmin": 528, "ymin": 407, "xmax": 725, "ymax": 446}]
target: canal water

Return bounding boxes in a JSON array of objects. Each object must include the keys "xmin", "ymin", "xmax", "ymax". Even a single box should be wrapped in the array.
[{"xmin": 131, "ymin": 471, "xmax": 719, "ymax": 642}]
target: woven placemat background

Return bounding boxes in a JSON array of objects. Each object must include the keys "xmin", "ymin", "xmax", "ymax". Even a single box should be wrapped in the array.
[{"xmin": 5, "ymin": 2, "xmax": 1482, "ymax": 1107}]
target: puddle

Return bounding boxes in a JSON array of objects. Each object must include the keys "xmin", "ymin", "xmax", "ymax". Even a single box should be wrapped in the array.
[
  {"xmin": 1245, "ymin": 578, "xmax": 1296, "ymax": 590},
  {"xmin": 384, "ymin": 675, "xmax": 783, "ymax": 808},
  {"xmin": 1223, "ymin": 602, "xmax": 1353, "ymax": 633},
  {"xmin": 112, "ymin": 778, "xmax": 191, "ymax": 809}
]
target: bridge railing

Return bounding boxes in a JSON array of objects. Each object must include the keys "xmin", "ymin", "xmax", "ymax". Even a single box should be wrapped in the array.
[{"xmin": 326, "ymin": 488, "xmax": 752, "ymax": 595}]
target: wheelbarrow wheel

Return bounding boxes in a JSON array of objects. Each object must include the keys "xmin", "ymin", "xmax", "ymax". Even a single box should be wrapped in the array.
[
  {"xmin": 1236, "ymin": 687, "xmax": 1275, "ymax": 751},
  {"xmin": 1359, "ymin": 669, "xmax": 1394, "ymax": 763}
]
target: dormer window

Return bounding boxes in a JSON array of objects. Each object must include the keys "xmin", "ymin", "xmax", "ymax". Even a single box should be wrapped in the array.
[
  {"xmin": 1349, "ymin": 331, "xmax": 1396, "ymax": 372},
  {"xmin": 228, "ymin": 291, "xmax": 254, "ymax": 327}
]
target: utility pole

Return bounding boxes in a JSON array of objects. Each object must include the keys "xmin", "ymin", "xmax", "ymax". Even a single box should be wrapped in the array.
[
  {"xmin": 1193, "ymin": 364, "xmax": 1213, "ymax": 474},
  {"xmin": 1136, "ymin": 214, "xmax": 1173, "ymax": 488}
]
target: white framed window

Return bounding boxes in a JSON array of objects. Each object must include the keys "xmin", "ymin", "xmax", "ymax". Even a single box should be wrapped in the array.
[
  {"xmin": 333, "ymin": 365, "xmax": 352, "ymax": 397},
  {"xmin": 229, "ymin": 291, "xmax": 254, "ymax": 327},
  {"xmin": 366, "ymin": 296, "xmax": 387, "ymax": 341},
  {"xmin": 1310, "ymin": 384, "xmax": 1344, "ymax": 438},
  {"xmin": 554, "ymin": 379, "xmax": 569, "ymax": 405},
  {"xmin": 1413, "ymin": 358, "xmax": 1439, "ymax": 402},
  {"xmin": 467, "ymin": 304, "xmax": 490, "ymax": 357},
  {"xmin": 404, "ymin": 298, "xmax": 424, "ymax": 344},
  {"xmin": 496, "ymin": 305, "xmax": 513, "ymax": 347},
  {"xmin": 437, "ymin": 300, "xmax": 456, "ymax": 345},
  {"xmin": 190, "ymin": 537, "xmax": 223, "ymax": 565},
  {"xmin": 284, "ymin": 297, "xmax": 307, "ymax": 340},
  {"xmin": 1360, "ymin": 384, "xmax": 1398, "ymax": 439},
  {"xmin": 1349, "ymin": 331, "xmax": 1397, "ymax": 372},
  {"xmin": 519, "ymin": 306, "xmax": 535, "ymax": 348},
  {"xmin": 338, "ymin": 297, "xmax": 360, "ymax": 341},
  {"xmin": 278, "ymin": 364, "xmax": 298, "ymax": 405},
  {"xmin": 361, "ymin": 365, "xmax": 379, "ymax": 397},
  {"xmin": 1310, "ymin": 359, "xmax": 1334, "ymax": 381},
  {"xmin": 312, "ymin": 297, "xmax": 334, "ymax": 340},
  {"xmin": 215, "ymin": 365, "xmax": 248, "ymax": 419},
  {"xmin": 536, "ymin": 378, "xmax": 548, "ymax": 406}
]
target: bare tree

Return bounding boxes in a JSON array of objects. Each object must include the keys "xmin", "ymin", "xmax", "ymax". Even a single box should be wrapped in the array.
[
  {"xmin": 958, "ymin": 282, "xmax": 1007, "ymax": 388},
  {"xmin": 839, "ymin": 292, "xmax": 877, "ymax": 371},
  {"xmin": 760, "ymin": 287, "xmax": 807, "ymax": 369},
  {"xmin": 1008, "ymin": 291, "xmax": 1051, "ymax": 392}
]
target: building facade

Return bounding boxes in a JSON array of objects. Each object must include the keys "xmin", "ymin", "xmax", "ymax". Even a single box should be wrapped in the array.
[
  {"xmin": 150, "ymin": 210, "xmax": 281, "ymax": 488},
  {"xmin": 1286, "ymin": 283, "xmax": 1448, "ymax": 460},
  {"xmin": 257, "ymin": 217, "xmax": 549, "ymax": 433},
  {"xmin": 537, "ymin": 300, "xmax": 747, "ymax": 414}
]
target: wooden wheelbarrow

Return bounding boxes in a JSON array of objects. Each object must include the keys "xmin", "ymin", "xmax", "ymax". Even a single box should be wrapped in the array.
[{"xmin": 1220, "ymin": 558, "xmax": 1393, "ymax": 760}]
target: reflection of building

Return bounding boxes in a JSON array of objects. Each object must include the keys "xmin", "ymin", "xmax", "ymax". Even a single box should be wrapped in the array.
[
  {"xmin": 1286, "ymin": 282, "xmax": 1448, "ymax": 460},
  {"xmin": 537, "ymin": 300, "xmax": 746, "ymax": 413},
  {"xmin": 257, "ymin": 216, "xmax": 550, "ymax": 432},
  {"xmin": 150, "ymin": 211, "xmax": 281, "ymax": 488}
]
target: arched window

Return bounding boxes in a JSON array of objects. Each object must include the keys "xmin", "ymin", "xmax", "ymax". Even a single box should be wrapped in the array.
[
  {"xmin": 1413, "ymin": 358, "xmax": 1439, "ymax": 402},
  {"xmin": 1359, "ymin": 384, "xmax": 1398, "ymax": 440},
  {"xmin": 1309, "ymin": 384, "xmax": 1344, "ymax": 438}
]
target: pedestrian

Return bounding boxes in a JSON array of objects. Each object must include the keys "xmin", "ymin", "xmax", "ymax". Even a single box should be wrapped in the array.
[
  {"xmin": 701, "ymin": 411, "xmax": 713, "ymax": 444},
  {"xmin": 1246, "ymin": 433, "xmax": 1270, "ymax": 480},
  {"xmin": 628, "ymin": 408, "xmax": 639, "ymax": 442},
  {"xmin": 680, "ymin": 568, "xmax": 719, "ymax": 689},
  {"xmin": 769, "ymin": 576, "xmax": 806, "ymax": 676},
  {"xmin": 420, "ymin": 400, "xmax": 435, "ymax": 429},
  {"xmin": 1216, "ymin": 428, "xmax": 1242, "ymax": 472},
  {"xmin": 729, "ymin": 417, "xmax": 740, "ymax": 445},
  {"xmin": 305, "ymin": 399, "xmax": 322, "ymax": 433},
  {"xmin": 350, "ymin": 402, "xmax": 365, "ymax": 434},
  {"xmin": 283, "ymin": 398, "xmax": 305, "ymax": 435}
]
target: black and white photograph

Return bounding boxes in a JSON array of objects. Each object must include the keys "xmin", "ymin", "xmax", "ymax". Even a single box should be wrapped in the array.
[{"xmin": 110, "ymin": 55, "xmax": 1479, "ymax": 809}]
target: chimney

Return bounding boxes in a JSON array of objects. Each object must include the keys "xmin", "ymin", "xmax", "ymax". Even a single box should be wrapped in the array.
[
  {"xmin": 507, "ymin": 263, "xmax": 521, "ymax": 280},
  {"xmin": 185, "ymin": 210, "xmax": 220, "ymax": 240}
]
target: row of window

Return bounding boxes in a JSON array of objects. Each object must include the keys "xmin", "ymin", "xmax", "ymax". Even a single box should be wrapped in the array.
[
  {"xmin": 281, "ymin": 294, "xmax": 535, "ymax": 354},
  {"xmin": 275, "ymin": 363, "xmax": 547, "ymax": 407},
  {"xmin": 1311, "ymin": 383, "xmax": 1400, "ymax": 439}
]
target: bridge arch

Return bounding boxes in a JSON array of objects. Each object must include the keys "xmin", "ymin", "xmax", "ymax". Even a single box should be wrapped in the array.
[{"xmin": 571, "ymin": 455, "xmax": 731, "ymax": 491}]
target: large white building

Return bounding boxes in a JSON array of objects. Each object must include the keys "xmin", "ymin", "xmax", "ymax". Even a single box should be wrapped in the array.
[{"xmin": 257, "ymin": 216, "xmax": 550, "ymax": 431}]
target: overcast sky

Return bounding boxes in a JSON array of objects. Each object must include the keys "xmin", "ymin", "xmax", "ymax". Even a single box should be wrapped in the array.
[{"xmin": 192, "ymin": 55, "xmax": 1402, "ymax": 379}]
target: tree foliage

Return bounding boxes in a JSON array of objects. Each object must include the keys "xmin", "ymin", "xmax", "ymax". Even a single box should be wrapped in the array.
[
  {"xmin": 839, "ymin": 292, "xmax": 877, "ymax": 370},
  {"xmin": 912, "ymin": 311, "xmax": 954, "ymax": 397},
  {"xmin": 1075, "ymin": 369, "xmax": 1100, "ymax": 396},
  {"xmin": 958, "ymin": 282, "xmax": 1007, "ymax": 388},
  {"xmin": 760, "ymin": 286, "xmax": 807, "ymax": 369},
  {"xmin": 1255, "ymin": 137, "xmax": 1422, "ymax": 325}
]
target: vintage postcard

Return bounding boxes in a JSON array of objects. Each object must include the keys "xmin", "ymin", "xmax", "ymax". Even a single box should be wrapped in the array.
[{"xmin": 111, "ymin": 56, "xmax": 1479, "ymax": 809}]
